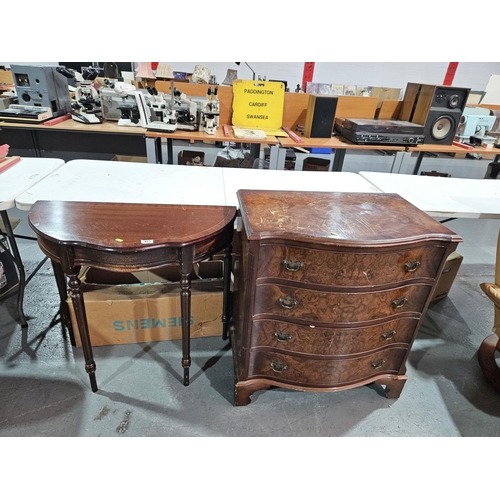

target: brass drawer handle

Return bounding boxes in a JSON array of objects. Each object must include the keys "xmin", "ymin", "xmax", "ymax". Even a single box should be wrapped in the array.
[
  {"xmin": 371, "ymin": 359, "xmax": 385, "ymax": 369},
  {"xmin": 282, "ymin": 258, "xmax": 304, "ymax": 272},
  {"xmin": 270, "ymin": 361, "xmax": 287, "ymax": 373},
  {"xmin": 381, "ymin": 329, "xmax": 396, "ymax": 341},
  {"xmin": 404, "ymin": 260, "xmax": 421, "ymax": 272},
  {"xmin": 273, "ymin": 331, "xmax": 293, "ymax": 342},
  {"xmin": 278, "ymin": 296, "xmax": 298, "ymax": 310},
  {"xmin": 391, "ymin": 297, "xmax": 407, "ymax": 309}
]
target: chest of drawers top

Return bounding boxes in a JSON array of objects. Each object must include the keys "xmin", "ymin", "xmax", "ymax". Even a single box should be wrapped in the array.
[{"xmin": 237, "ymin": 189, "xmax": 461, "ymax": 248}]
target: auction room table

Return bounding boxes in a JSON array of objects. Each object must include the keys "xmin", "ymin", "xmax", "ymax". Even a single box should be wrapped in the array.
[
  {"xmin": 0, "ymin": 157, "xmax": 65, "ymax": 326},
  {"xmin": 358, "ymin": 171, "xmax": 500, "ymax": 219},
  {"xmin": 15, "ymin": 160, "xmax": 381, "ymax": 211}
]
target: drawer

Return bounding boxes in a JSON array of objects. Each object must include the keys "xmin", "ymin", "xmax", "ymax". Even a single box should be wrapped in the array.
[
  {"xmin": 256, "ymin": 244, "xmax": 446, "ymax": 286},
  {"xmin": 250, "ymin": 317, "xmax": 420, "ymax": 356},
  {"xmin": 254, "ymin": 283, "xmax": 432, "ymax": 324},
  {"xmin": 247, "ymin": 347, "xmax": 408, "ymax": 387}
]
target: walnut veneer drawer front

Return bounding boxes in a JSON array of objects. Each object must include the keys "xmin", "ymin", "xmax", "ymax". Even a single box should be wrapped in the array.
[
  {"xmin": 247, "ymin": 348, "xmax": 408, "ymax": 387},
  {"xmin": 254, "ymin": 283, "xmax": 432, "ymax": 324},
  {"xmin": 250, "ymin": 317, "xmax": 420, "ymax": 356},
  {"xmin": 257, "ymin": 244, "xmax": 446, "ymax": 286}
]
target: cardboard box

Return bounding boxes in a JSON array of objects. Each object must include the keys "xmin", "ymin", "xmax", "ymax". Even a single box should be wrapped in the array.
[
  {"xmin": 68, "ymin": 262, "xmax": 224, "ymax": 347},
  {"xmin": 177, "ymin": 150, "xmax": 205, "ymax": 165},
  {"xmin": 431, "ymin": 252, "xmax": 463, "ymax": 301}
]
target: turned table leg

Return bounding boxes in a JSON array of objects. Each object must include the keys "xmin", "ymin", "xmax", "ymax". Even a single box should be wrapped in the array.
[
  {"xmin": 68, "ymin": 270, "xmax": 97, "ymax": 392},
  {"xmin": 180, "ymin": 247, "xmax": 194, "ymax": 386}
]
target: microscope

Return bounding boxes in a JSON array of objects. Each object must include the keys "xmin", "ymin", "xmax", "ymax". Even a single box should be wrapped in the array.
[
  {"xmin": 172, "ymin": 87, "xmax": 200, "ymax": 131},
  {"xmin": 56, "ymin": 66, "xmax": 102, "ymax": 124},
  {"xmin": 199, "ymin": 86, "xmax": 220, "ymax": 134},
  {"xmin": 146, "ymin": 83, "xmax": 177, "ymax": 132},
  {"xmin": 105, "ymin": 79, "xmax": 151, "ymax": 128}
]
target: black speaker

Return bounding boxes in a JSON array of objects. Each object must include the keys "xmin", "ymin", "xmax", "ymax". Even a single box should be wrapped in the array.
[
  {"xmin": 304, "ymin": 95, "xmax": 338, "ymax": 138},
  {"xmin": 400, "ymin": 83, "xmax": 470, "ymax": 145}
]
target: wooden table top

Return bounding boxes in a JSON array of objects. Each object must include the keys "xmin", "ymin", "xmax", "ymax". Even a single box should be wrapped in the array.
[
  {"xmin": 145, "ymin": 125, "xmax": 280, "ymax": 145},
  {"xmin": 237, "ymin": 189, "xmax": 461, "ymax": 245},
  {"xmin": 28, "ymin": 200, "xmax": 237, "ymax": 251}
]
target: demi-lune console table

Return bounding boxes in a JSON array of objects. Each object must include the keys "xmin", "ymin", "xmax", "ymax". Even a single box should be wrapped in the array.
[{"xmin": 28, "ymin": 200, "xmax": 237, "ymax": 391}]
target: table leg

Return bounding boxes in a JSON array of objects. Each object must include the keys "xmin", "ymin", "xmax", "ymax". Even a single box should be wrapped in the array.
[
  {"xmin": 51, "ymin": 260, "xmax": 75, "ymax": 346},
  {"xmin": 412, "ymin": 151, "xmax": 425, "ymax": 175},
  {"xmin": 145, "ymin": 137, "xmax": 156, "ymax": 163},
  {"xmin": 331, "ymin": 149, "xmax": 346, "ymax": 171},
  {"xmin": 1, "ymin": 210, "xmax": 27, "ymax": 327},
  {"xmin": 222, "ymin": 241, "xmax": 233, "ymax": 341},
  {"xmin": 180, "ymin": 246, "xmax": 194, "ymax": 386},
  {"xmin": 167, "ymin": 138, "xmax": 173, "ymax": 165},
  {"xmin": 67, "ymin": 269, "xmax": 97, "ymax": 392}
]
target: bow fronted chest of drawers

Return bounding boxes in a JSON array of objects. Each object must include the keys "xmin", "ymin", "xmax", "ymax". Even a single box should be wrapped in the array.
[{"xmin": 230, "ymin": 190, "xmax": 462, "ymax": 406}]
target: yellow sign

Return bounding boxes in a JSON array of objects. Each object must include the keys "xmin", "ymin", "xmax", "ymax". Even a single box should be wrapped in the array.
[{"xmin": 232, "ymin": 80, "xmax": 285, "ymax": 129}]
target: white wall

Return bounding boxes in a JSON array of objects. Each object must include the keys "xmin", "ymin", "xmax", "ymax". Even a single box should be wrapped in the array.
[{"xmin": 3, "ymin": 61, "xmax": 500, "ymax": 92}]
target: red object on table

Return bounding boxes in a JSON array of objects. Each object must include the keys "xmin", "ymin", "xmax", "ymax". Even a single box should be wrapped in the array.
[{"xmin": 0, "ymin": 156, "xmax": 21, "ymax": 174}]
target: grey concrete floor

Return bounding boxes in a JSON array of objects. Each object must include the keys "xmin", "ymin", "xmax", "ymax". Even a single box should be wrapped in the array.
[{"xmin": 1, "ymin": 206, "xmax": 499, "ymax": 439}]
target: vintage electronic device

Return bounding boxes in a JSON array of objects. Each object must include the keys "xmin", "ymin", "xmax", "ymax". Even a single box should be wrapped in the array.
[
  {"xmin": 304, "ymin": 95, "xmax": 338, "ymax": 138},
  {"xmin": 10, "ymin": 64, "xmax": 72, "ymax": 119},
  {"xmin": 117, "ymin": 91, "xmax": 151, "ymax": 128},
  {"xmin": 146, "ymin": 84, "xmax": 177, "ymax": 133},
  {"xmin": 455, "ymin": 106, "xmax": 496, "ymax": 143},
  {"xmin": 334, "ymin": 117, "xmax": 425, "ymax": 145},
  {"xmin": 0, "ymin": 95, "xmax": 16, "ymax": 111},
  {"xmin": 101, "ymin": 81, "xmax": 151, "ymax": 126},
  {"xmin": 100, "ymin": 86, "xmax": 126, "ymax": 121},
  {"xmin": 400, "ymin": 83, "xmax": 470, "ymax": 145},
  {"xmin": 56, "ymin": 66, "xmax": 102, "ymax": 124},
  {"xmin": 173, "ymin": 88, "xmax": 202, "ymax": 131},
  {"xmin": 0, "ymin": 104, "xmax": 53, "ymax": 123},
  {"xmin": 199, "ymin": 86, "xmax": 220, "ymax": 134}
]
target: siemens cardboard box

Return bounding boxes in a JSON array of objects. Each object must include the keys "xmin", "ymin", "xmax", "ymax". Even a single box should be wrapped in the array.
[{"xmin": 68, "ymin": 262, "xmax": 224, "ymax": 347}]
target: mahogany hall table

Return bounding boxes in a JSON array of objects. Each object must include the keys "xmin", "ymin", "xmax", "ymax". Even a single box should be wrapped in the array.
[{"xmin": 28, "ymin": 200, "xmax": 237, "ymax": 391}]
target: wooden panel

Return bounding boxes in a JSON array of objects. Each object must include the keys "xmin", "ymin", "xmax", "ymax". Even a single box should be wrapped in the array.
[
  {"xmin": 247, "ymin": 347, "xmax": 408, "ymax": 386},
  {"xmin": 399, "ymin": 82, "xmax": 421, "ymax": 122},
  {"xmin": 376, "ymin": 100, "xmax": 402, "ymax": 120},
  {"xmin": 335, "ymin": 96, "xmax": 377, "ymax": 119},
  {"xmin": 475, "ymin": 103, "xmax": 500, "ymax": 110},
  {"xmin": 253, "ymin": 282, "xmax": 433, "ymax": 323},
  {"xmin": 0, "ymin": 69, "xmax": 13, "ymax": 85},
  {"xmin": 256, "ymin": 244, "xmax": 446, "ymax": 287},
  {"xmin": 412, "ymin": 85, "xmax": 436, "ymax": 125},
  {"xmin": 250, "ymin": 317, "xmax": 419, "ymax": 356},
  {"xmin": 155, "ymin": 81, "xmax": 234, "ymax": 125},
  {"xmin": 282, "ymin": 92, "xmax": 310, "ymax": 129}
]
